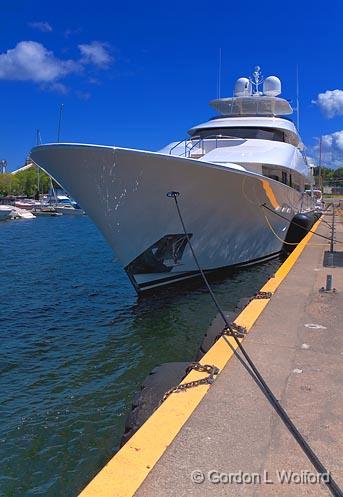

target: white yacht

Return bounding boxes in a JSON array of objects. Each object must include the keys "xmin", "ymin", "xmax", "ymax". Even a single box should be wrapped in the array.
[
  {"xmin": 42, "ymin": 191, "xmax": 85, "ymax": 215},
  {"xmin": 30, "ymin": 67, "xmax": 315, "ymax": 293},
  {"xmin": 51, "ymin": 195, "xmax": 85, "ymax": 216}
]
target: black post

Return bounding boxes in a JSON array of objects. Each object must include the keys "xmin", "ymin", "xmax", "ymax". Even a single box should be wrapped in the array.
[{"xmin": 330, "ymin": 206, "xmax": 335, "ymax": 253}]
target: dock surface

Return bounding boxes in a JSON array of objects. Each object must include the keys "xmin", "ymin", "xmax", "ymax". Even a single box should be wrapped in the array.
[{"xmin": 79, "ymin": 206, "xmax": 343, "ymax": 497}]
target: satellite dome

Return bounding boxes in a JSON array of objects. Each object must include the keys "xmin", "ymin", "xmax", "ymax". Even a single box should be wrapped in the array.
[
  {"xmin": 234, "ymin": 77, "xmax": 251, "ymax": 97},
  {"xmin": 263, "ymin": 76, "xmax": 281, "ymax": 97}
]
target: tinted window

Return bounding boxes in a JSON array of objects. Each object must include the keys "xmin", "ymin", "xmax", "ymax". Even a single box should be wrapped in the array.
[{"xmin": 196, "ymin": 127, "xmax": 285, "ymax": 142}]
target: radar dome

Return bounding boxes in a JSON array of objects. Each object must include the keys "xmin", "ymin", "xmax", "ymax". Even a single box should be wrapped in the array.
[
  {"xmin": 234, "ymin": 77, "xmax": 251, "ymax": 97},
  {"xmin": 263, "ymin": 76, "xmax": 281, "ymax": 96}
]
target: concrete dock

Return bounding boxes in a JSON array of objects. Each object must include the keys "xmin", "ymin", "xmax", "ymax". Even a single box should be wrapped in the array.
[{"xmin": 79, "ymin": 205, "xmax": 343, "ymax": 497}]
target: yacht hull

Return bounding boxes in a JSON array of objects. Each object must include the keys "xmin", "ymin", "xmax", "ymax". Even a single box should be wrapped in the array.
[{"xmin": 30, "ymin": 144, "xmax": 314, "ymax": 293}]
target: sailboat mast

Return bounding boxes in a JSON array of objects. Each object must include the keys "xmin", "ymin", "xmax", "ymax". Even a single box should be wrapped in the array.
[
  {"xmin": 57, "ymin": 104, "xmax": 64, "ymax": 143},
  {"xmin": 36, "ymin": 129, "xmax": 41, "ymax": 197}
]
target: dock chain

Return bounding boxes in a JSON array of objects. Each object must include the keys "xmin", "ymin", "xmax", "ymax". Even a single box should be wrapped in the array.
[
  {"xmin": 253, "ymin": 291, "xmax": 273, "ymax": 299},
  {"xmin": 162, "ymin": 362, "xmax": 220, "ymax": 402},
  {"xmin": 218, "ymin": 323, "xmax": 247, "ymax": 340}
]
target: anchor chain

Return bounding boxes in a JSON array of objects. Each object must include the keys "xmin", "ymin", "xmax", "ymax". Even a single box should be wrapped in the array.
[
  {"xmin": 253, "ymin": 291, "xmax": 273, "ymax": 299},
  {"xmin": 217, "ymin": 322, "xmax": 247, "ymax": 340},
  {"xmin": 162, "ymin": 362, "xmax": 220, "ymax": 402}
]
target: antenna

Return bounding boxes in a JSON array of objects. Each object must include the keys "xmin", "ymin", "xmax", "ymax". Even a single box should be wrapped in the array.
[
  {"xmin": 217, "ymin": 48, "xmax": 222, "ymax": 99},
  {"xmin": 296, "ymin": 64, "xmax": 300, "ymax": 131},
  {"xmin": 36, "ymin": 129, "xmax": 42, "ymax": 145},
  {"xmin": 249, "ymin": 66, "xmax": 263, "ymax": 94},
  {"xmin": 57, "ymin": 103, "xmax": 64, "ymax": 143}
]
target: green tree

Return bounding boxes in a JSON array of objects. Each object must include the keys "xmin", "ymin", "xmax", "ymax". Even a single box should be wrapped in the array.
[
  {"xmin": 0, "ymin": 174, "xmax": 14, "ymax": 196},
  {"xmin": 333, "ymin": 167, "xmax": 343, "ymax": 180},
  {"xmin": 0, "ymin": 166, "xmax": 51, "ymax": 197}
]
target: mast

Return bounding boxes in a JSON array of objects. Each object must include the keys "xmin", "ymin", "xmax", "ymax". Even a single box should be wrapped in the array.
[
  {"xmin": 57, "ymin": 103, "xmax": 64, "ymax": 143},
  {"xmin": 319, "ymin": 136, "xmax": 323, "ymax": 190},
  {"xmin": 296, "ymin": 65, "xmax": 300, "ymax": 131},
  {"xmin": 217, "ymin": 48, "xmax": 222, "ymax": 99},
  {"xmin": 36, "ymin": 129, "xmax": 42, "ymax": 197}
]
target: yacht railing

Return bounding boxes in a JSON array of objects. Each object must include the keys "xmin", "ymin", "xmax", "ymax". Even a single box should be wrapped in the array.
[
  {"xmin": 169, "ymin": 138, "xmax": 188, "ymax": 156},
  {"xmin": 185, "ymin": 137, "xmax": 203, "ymax": 156},
  {"xmin": 169, "ymin": 134, "xmax": 239, "ymax": 158}
]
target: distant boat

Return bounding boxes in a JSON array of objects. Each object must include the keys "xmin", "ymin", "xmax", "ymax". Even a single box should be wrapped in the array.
[
  {"xmin": 31, "ymin": 205, "xmax": 62, "ymax": 216},
  {"xmin": 11, "ymin": 207, "xmax": 36, "ymax": 219},
  {"xmin": 49, "ymin": 194, "xmax": 85, "ymax": 215},
  {"xmin": 1, "ymin": 199, "xmax": 36, "ymax": 219},
  {"xmin": 14, "ymin": 198, "xmax": 41, "ymax": 210},
  {"xmin": 54, "ymin": 203, "xmax": 84, "ymax": 216},
  {"xmin": 0, "ymin": 206, "xmax": 13, "ymax": 221}
]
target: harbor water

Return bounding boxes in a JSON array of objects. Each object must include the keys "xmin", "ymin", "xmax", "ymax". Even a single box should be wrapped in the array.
[{"xmin": 0, "ymin": 216, "xmax": 281, "ymax": 497}]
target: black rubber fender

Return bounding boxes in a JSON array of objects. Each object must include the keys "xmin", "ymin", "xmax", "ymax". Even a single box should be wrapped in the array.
[
  {"xmin": 195, "ymin": 308, "xmax": 242, "ymax": 360},
  {"xmin": 283, "ymin": 212, "xmax": 316, "ymax": 251},
  {"xmin": 313, "ymin": 211, "xmax": 323, "ymax": 222},
  {"xmin": 121, "ymin": 362, "xmax": 190, "ymax": 446}
]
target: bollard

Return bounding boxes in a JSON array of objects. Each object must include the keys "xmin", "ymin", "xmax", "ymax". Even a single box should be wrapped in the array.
[{"xmin": 326, "ymin": 274, "xmax": 333, "ymax": 292}]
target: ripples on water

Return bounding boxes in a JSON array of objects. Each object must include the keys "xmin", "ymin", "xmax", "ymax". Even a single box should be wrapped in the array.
[{"xmin": 0, "ymin": 216, "xmax": 281, "ymax": 496}]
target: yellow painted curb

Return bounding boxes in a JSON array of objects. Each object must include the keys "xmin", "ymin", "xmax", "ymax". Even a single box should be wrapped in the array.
[{"xmin": 78, "ymin": 218, "xmax": 322, "ymax": 497}]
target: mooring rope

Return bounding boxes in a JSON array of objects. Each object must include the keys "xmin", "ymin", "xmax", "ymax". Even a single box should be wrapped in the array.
[
  {"xmin": 262, "ymin": 210, "xmax": 329, "ymax": 246},
  {"xmin": 167, "ymin": 191, "xmax": 343, "ymax": 497},
  {"xmin": 261, "ymin": 202, "xmax": 343, "ymax": 245}
]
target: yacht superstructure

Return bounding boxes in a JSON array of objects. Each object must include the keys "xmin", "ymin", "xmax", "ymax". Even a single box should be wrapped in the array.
[{"xmin": 30, "ymin": 67, "xmax": 315, "ymax": 293}]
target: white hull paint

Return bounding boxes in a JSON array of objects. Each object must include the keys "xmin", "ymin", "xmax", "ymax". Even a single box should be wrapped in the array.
[{"xmin": 31, "ymin": 144, "xmax": 314, "ymax": 292}]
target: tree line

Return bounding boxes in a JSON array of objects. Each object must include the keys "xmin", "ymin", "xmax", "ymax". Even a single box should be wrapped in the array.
[
  {"xmin": 313, "ymin": 166, "xmax": 343, "ymax": 184},
  {"xmin": 0, "ymin": 167, "xmax": 51, "ymax": 197}
]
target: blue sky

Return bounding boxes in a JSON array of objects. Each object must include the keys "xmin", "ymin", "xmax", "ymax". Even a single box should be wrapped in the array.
[{"xmin": 1, "ymin": 0, "xmax": 343, "ymax": 170}]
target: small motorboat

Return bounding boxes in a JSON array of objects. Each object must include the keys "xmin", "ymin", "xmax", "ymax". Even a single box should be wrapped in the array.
[
  {"xmin": 11, "ymin": 207, "xmax": 36, "ymax": 219},
  {"xmin": 54, "ymin": 203, "xmax": 84, "ymax": 215},
  {"xmin": 43, "ymin": 192, "xmax": 85, "ymax": 215},
  {"xmin": 32, "ymin": 206, "xmax": 62, "ymax": 216},
  {"xmin": 14, "ymin": 198, "xmax": 41, "ymax": 210},
  {"xmin": 0, "ymin": 205, "xmax": 13, "ymax": 221}
]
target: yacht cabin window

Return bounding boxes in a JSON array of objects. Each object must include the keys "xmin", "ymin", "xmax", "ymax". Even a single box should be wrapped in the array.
[{"xmin": 193, "ymin": 127, "xmax": 286, "ymax": 143}]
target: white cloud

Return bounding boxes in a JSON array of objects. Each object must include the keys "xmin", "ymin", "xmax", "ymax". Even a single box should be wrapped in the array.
[
  {"xmin": 313, "ymin": 89, "xmax": 343, "ymax": 118},
  {"xmin": 28, "ymin": 21, "xmax": 53, "ymax": 33},
  {"xmin": 322, "ymin": 130, "xmax": 343, "ymax": 150},
  {"xmin": 79, "ymin": 41, "xmax": 112, "ymax": 68},
  {"xmin": 0, "ymin": 41, "xmax": 79, "ymax": 83},
  {"xmin": 0, "ymin": 40, "xmax": 113, "ymax": 94},
  {"xmin": 310, "ymin": 130, "xmax": 343, "ymax": 168}
]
